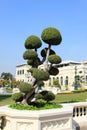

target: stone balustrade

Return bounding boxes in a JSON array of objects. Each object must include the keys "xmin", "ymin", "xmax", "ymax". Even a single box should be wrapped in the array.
[
  {"xmin": 0, "ymin": 105, "xmax": 73, "ymax": 130},
  {"xmin": 62, "ymin": 102, "xmax": 87, "ymax": 118}
]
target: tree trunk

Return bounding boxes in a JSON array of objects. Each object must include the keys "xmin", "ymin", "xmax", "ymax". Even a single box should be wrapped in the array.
[{"xmin": 44, "ymin": 44, "xmax": 51, "ymax": 70}]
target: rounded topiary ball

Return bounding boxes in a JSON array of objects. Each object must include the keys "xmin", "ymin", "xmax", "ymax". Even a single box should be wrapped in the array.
[
  {"xmin": 41, "ymin": 27, "xmax": 62, "ymax": 45},
  {"xmin": 25, "ymin": 35, "xmax": 42, "ymax": 49},
  {"xmin": 23, "ymin": 50, "xmax": 37, "ymax": 60},
  {"xmin": 42, "ymin": 91, "xmax": 55, "ymax": 102},
  {"xmin": 48, "ymin": 54, "xmax": 62, "ymax": 64},
  {"xmin": 34, "ymin": 93, "xmax": 43, "ymax": 100},
  {"xmin": 18, "ymin": 82, "xmax": 33, "ymax": 94},
  {"xmin": 49, "ymin": 67, "xmax": 59, "ymax": 75},
  {"xmin": 12, "ymin": 92, "xmax": 23, "ymax": 102}
]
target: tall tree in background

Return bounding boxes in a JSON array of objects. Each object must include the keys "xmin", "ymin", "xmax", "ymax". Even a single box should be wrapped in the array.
[
  {"xmin": 1, "ymin": 72, "xmax": 13, "ymax": 80},
  {"xmin": 12, "ymin": 27, "xmax": 62, "ymax": 105}
]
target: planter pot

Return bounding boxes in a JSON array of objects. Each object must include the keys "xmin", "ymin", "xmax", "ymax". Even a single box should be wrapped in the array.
[{"xmin": 0, "ymin": 105, "xmax": 73, "ymax": 130}]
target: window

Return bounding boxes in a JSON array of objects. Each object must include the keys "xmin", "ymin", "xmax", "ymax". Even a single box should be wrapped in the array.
[
  {"xmin": 17, "ymin": 70, "xmax": 19, "ymax": 75},
  {"xmin": 20, "ymin": 70, "xmax": 21, "ymax": 75},
  {"xmin": 60, "ymin": 77, "xmax": 63, "ymax": 85},
  {"xmin": 65, "ymin": 76, "xmax": 68, "ymax": 86},
  {"xmin": 21, "ymin": 70, "xmax": 24, "ymax": 74}
]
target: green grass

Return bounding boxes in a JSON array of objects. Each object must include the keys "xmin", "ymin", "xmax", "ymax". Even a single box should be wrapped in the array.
[
  {"xmin": 1, "ymin": 91, "xmax": 87, "ymax": 107},
  {"xmin": 54, "ymin": 91, "xmax": 87, "ymax": 103},
  {"xmin": 0, "ymin": 94, "xmax": 14, "ymax": 106}
]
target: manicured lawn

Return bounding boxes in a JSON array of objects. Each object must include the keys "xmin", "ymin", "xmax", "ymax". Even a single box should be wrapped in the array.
[
  {"xmin": 0, "ymin": 94, "xmax": 14, "ymax": 106},
  {"xmin": 1, "ymin": 91, "xmax": 87, "ymax": 106},
  {"xmin": 54, "ymin": 91, "xmax": 87, "ymax": 103}
]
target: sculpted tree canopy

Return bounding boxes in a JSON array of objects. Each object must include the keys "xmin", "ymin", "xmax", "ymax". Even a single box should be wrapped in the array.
[
  {"xmin": 41, "ymin": 27, "xmax": 62, "ymax": 45},
  {"xmin": 48, "ymin": 54, "xmax": 62, "ymax": 64},
  {"xmin": 23, "ymin": 50, "xmax": 38, "ymax": 59},
  {"xmin": 12, "ymin": 27, "xmax": 62, "ymax": 106},
  {"xmin": 48, "ymin": 67, "xmax": 59, "ymax": 76},
  {"xmin": 24, "ymin": 35, "xmax": 42, "ymax": 50}
]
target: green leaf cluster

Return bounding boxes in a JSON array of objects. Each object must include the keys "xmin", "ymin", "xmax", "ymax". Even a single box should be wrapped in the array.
[
  {"xmin": 23, "ymin": 50, "xmax": 37, "ymax": 60},
  {"xmin": 48, "ymin": 54, "xmax": 61, "ymax": 64},
  {"xmin": 29, "ymin": 68, "xmax": 49, "ymax": 81},
  {"xmin": 25, "ymin": 35, "xmax": 42, "ymax": 49},
  {"xmin": 18, "ymin": 82, "xmax": 33, "ymax": 94},
  {"xmin": 12, "ymin": 92, "xmax": 23, "ymax": 102},
  {"xmin": 41, "ymin": 27, "xmax": 62, "ymax": 45}
]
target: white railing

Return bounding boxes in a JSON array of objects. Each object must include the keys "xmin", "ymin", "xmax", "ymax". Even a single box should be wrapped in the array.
[
  {"xmin": 72, "ymin": 102, "xmax": 87, "ymax": 117},
  {"xmin": 62, "ymin": 102, "xmax": 87, "ymax": 118}
]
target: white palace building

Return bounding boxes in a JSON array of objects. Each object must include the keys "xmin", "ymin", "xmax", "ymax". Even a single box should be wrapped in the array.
[{"xmin": 15, "ymin": 60, "xmax": 87, "ymax": 90}]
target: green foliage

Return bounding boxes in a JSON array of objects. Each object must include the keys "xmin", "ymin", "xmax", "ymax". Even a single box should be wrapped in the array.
[
  {"xmin": 49, "ymin": 67, "xmax": 59, "ymax": 75},
  {"xmin": 9, "ymin": 102, "xmax": 62, "ymax": 110},
  {"xmin": 41, "ymin": 48, "xmax": 55, "ymax": 58},
  {"xmin": 27, "ymin": 57, "xmax": 41, "ymax": 67},
  {"xmin": 1, "ymin": 72, "xmax": 13, "ymax": 80},
  {"xmin": 0, "ymin": 79, "xmax": 8, "ymax": 87},
  {"xmin": 48, "ymin": 54, "xmax": 62, "ymax": 64},
  {"xmin": 43, "ymin": 91, "xmax": 55, "ymax": 102},
  {"xmin": 37, "ymin": 80, "xmax": 44, "ymax": 86},
  {"xmin": 23, "ymin": 50, "xmax": 37, "ymax": 60},
  {"xmin": 27, "ymin": 59, "xmax": 34, "ymax": 65},
  {"xmin": 29, "ymin": 68, "xmax": 49, "ymax": 81},
  {"xmin": 33, "ymin": 99, "xmax": 46, "ymax": 108},
  {"xmin": 11, "ymin": 80, "xmax": 20, "ymax": 88},
  {"xmin": 12, "ymin": 92, "xmax": 23, "ymax": 102},
  {"xmin": 41, "ymin": 27, "xmax": 62, "ymax": 45},
  {"xmin": 18, "ymin": 82, "xmax": 33, "ymax": 94},
  {"xmin": 24, "ymin": 35, "xmax": 42, "ymax": 49},
  {"xmin": 34, "ymin": 93, "xmax": 43, "ymax": 100},
  {"xmin": 40, "ymin": 90, "xmax": 48, "ymax": 95},
  {"xmin": 20, "ymin": 26, "xmax": 62, "ymax": 106},
  {"xmin": 40, "ymin": 90, "xmax": 55, "ymax": 102}
]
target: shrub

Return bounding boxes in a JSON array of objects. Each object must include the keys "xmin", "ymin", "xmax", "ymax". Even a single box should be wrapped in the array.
[
  {"xmin": 12, "ymin": 92, "xmax": 23, "ymax": 102},
  {"xmin": 40, "ymin": 91, "xmax": 55, "ymax": 102},
  {"xmin": 18, "ymin": 82, "xmax": 32, "ymax": 94},
  {"xmin": 34, "ymin": 93, "xmax": 43, "ymax": 100},
  {"xmin": 44, "ymin": 91, "xmax": 55, "ymax": 102}
]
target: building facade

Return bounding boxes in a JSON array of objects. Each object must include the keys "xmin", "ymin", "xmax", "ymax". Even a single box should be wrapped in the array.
[
  {"xmin": 15, "ymin": 60, "xmax": 87, "ymax": 90},
  {"xmin": 50, "ymin": 60, "xmax": 87, "ymax": 90},
  {"xmin": 15, "ymin": 64, "xmax": 35, "ymax": 85}
]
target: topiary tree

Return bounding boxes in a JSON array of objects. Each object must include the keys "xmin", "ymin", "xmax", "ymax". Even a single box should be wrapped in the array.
[
  {"xmin": 13, "ymin": 26, "xmax": 62, "ymax": 106},
  {"xmin": 41, "ymin": 27, "xmax": 62, "ymax": 69}
]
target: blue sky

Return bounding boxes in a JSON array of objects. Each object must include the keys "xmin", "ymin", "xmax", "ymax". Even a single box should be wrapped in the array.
[{"xmin": 0, "ymin": 0, "xmax": 87, "ymax": 75}]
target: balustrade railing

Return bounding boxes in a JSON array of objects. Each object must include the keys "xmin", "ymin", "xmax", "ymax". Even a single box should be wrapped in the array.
[{"xmin": 72, "ymin": 102, "xmax": 87, "ymax": 117}]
